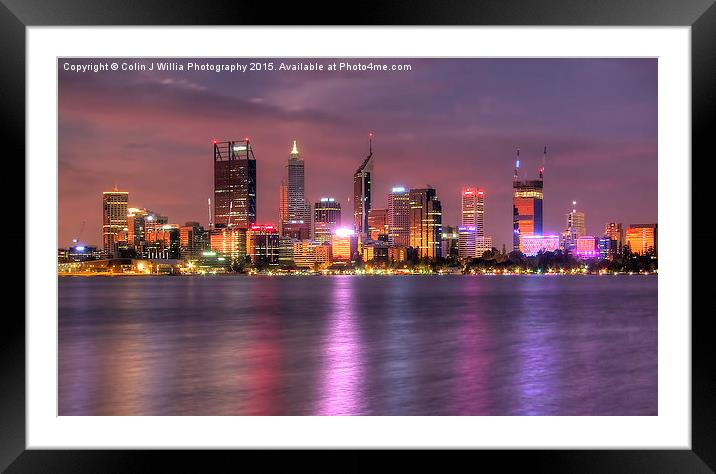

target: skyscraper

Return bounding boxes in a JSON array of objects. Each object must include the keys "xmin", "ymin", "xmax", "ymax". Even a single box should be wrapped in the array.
[
  {"xmin": 512, "ymin": 148, "xmax": 545, "ymax": 251},
  {"xmin": 314, "ymin": 197, "xmax": 341, "ymax": 243},
  {"xmin": 604, "ymin": 222, "xmax": 624, "ymax": 250},
  {"xmin": 213, "ymin": 139, "xmax": 256, "ymax": 229},
  {"xmin": 247, "ymin": 224, "xmax": 280, "ymax": 266},
  {"xmin": 280, "ymin": 140, "xmax": 311, "ymax": 240},
  {"xmin": 461, "ymin": 187, "xmax": 485, "ymax": 236},
  {"xmin": 387, "ymin": 186, "xmax": 410, "ymax": 247},
  {"xmin": 567, "ymin": 201, "xmax": 586, "ymax": 236},
  {"xmin": 314, "ymin": 198, "xmax": 341, "ymax": 226},
  {"xmin": 409, "ymin": 187, "xmax": 442, "ymax": 259},
  {"xmin": 102, "ymin": 189, "xmax": 128, "ymax": 257},
  {"xmin": 562, "ymin": 200, "xmax": 585, "ymax": 251},
  {"xmin": 353, "ymin": 134, "xmax": 374, "ymax": 234}
]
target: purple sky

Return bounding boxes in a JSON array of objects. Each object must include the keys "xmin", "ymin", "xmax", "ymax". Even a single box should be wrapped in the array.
[{"xmin": 58, "ymin": 58, "xmax": 657, "ymax": 248}]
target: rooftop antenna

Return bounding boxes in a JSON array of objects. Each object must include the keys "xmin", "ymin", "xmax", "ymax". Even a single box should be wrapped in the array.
[
  {"xmin": 514, "ymin": 147, "xmax": 521, "ymax": 180},
  {"xmin": 540, "ymin": 145, "xmax": 547, "ymax": 179},
  {"xmin": 369, "ymin": 132, "xmax": 373, "ymax": 155}
]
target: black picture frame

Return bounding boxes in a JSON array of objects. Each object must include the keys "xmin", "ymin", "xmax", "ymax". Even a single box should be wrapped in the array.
[{"xmin": 3, "ymin": 0, "xmax": 713, "ymax": 471}]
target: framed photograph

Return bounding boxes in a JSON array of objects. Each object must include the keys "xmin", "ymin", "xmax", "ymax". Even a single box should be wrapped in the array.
[{"xmin": 4, "ymin": 0, "xmax": 713, "ymax": 470}]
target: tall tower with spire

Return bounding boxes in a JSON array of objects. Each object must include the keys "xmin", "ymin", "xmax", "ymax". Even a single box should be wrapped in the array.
[
  {"xmin": 353, "ymin": 133, "xmax": 374, "ymax": 234},
  {"xmin": 280, "ymin": 140, "xmax": 311, "ymax": 240}
]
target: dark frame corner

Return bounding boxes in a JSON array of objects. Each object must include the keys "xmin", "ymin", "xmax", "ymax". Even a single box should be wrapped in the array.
[{"xmin": 3, "ymin": 0, "xmax": 713, "ymax": 471}]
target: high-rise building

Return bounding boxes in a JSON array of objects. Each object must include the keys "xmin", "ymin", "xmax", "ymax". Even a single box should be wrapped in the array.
[
  {"xmin": 280, "ymin": 140, "xmax": 311, "ymax": 240},
  {"xmin": 512, "ymin": 148, "xmax": 545, "ymax": 251},
  {"xmin": 461, "ymin": 187, "xmax": 485, "ymax": 236},
  {"xmin": 213, "ymin": 139, "xmax": 256, "ymax": 228},
  {"xmin": 599, "ymin": 237, "xmax": 618, "ymax": 260},
  {"xmin": 145, "ymin": 224, "xmax": 180, "ymax": 259},
  {"xmin": 566, "ymin": 201, "xmax": 586, "ymax": 237},
  {"xmin": 353, "ymin": 134, "xmax": 374, "ymax": 234},
  {"xmin": 409, "ymin": 187, "xmax": 442, "ymax": 259},
  {"xmin": 102, "ymin": 189, "xmax": 129, "ymax": 257},
  {"xmin": 127, "ymin": 207, "xmax": 167, "ymax": 254},
  {"xmin": 562, "ymin": 201, "xmax": 586, "ymax": 251},
  {"xmin": 457, "ymin": 226, "xmax": 476, "ymax": 259},
  {"xmin": 626, "ymin": 224, "xmax": 658, "ymax": 256},
  {"xmin": 179, "ymin": 221, "xmax": 208, "ymax": 259},
  {"xmin": 210, "ymin": 227, "xmax": 248, "ymax": 260},
  {"xmin": 247, "ymin": 224, "xmax": 280, "ymax": 266},
  {"xmin": 387, "ymin": 186, "xmax": 410, "ymax": 247},
  {"xmin": 314, "ymin": 197, "xmax": 341, "ymax": 242},
  {"xmin": 604, "ymin": 222, "xmax": 624, "ymax": 250},
  {"xmin": 440, "ymin": 226, "xmax": 460, "ymax": 258},
  {"xmin": 367, "ymin": 208, "xmax": 388, "ymax": 241}
]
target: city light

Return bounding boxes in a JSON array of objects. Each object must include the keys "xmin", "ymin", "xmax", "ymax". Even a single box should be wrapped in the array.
[{"xmin": 334, "ymin": 227, "xmax": 355, "ymax": 238}]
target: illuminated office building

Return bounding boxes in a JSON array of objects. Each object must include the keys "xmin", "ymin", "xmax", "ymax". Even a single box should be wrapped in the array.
[
  {"xmin": 363, "ymin": 241, "xmax": 389, "ymax": 263},
  {"xmin": 353, "ymin": 134, "xmax": 374, "ymax": 234},
  {"xmin": 604, "ymin": 222, "xmax": 624, "ymax": 250},
  {"xmin": 293, "ymin": 240, "xmax": 332, "ymax": 269},
  {"xmin": 367, "ymin": 208, "xmax": 388, "ymax": 241},
  {"xmin": 314, "ymin": 198, "xmax": 341, "ymax": 242},
  {"xmin": 278, "ymin": 236, "xmax": 295, "ymax": 267},
  {"xmin": 388, "ymin": 246, "xmax": 407, "ymax": 263},
  {"xmin": 409, "ymin": 187, "xmax": 442, "ymax": 259},
  {"xmin": 331, "ymin": 228, "xmax": 358, "ymax": 262},
  {"xmin": 575, "ymin": 236, "xmax": 599, "ymax": 259},
  {"xmin": 387, "ymin": 186, "xmax": 410, "ymax": 247},
  {"xmin": 519, "ymin": 235, "xmax": 559, "ymax": 256},
  {"xmin": 102, "ymin": 189, "xmax": 129, "ymax": 257},
  {"xmin": 475, "ymin": 236, "xmax": 493, "ymax": 257},
  {"xmin": 210, "ymin": 226, "xmax": 248, "ymax": 260},
  {"xmin": 599, "ymin": 237, "xmax": 618, "ymax": 260},
  {"xmin": 279, "ymin": 140, "xmax": 311, "ymax": 240},
  {"xmin": 314, "ymin": 242, "xmax": 332, "ymax": 267},
  {"xmin": 293, "ymin": 240, "xmax": 318, "ymax": 269},
  {"xmin": 562, "ymin": 201, "xmax": 586, "ymax": 251},
  {"xmin": 566, "ymin": 201, "xmax": 586, "ymax": 237},
  {"xmin": 461, "ymin": 187, "xmax": 485, "ymax": 236},
  {"xmin": 179, "ymin": 221, "xmax": 208, "ymax": 259},
  {"xmin": 145, "ymin": 224, "xmax": 180, "ymax": 259},
  {"xmin": 247, "ymin": 224, "xmax": 280, "ymax": 265},
  {"xmin": 512, "ymin": 148, "xmax": 545, "ymax": 251},
  {"xmin": 626, "ymin": 224, "xmax": 658, "ymax": 256},
  {"xmin": 213, "ymin": 139, "xmax": 256, "ymax": 228},
  {"xmin": 457, "ymin": 226, "xmax": 476, "ymax": 259}
]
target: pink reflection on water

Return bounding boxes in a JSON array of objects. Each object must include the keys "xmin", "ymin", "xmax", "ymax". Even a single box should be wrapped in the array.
[
  {"xmin": 452, "ymin": 280, "xmax": 492, "ymax": 415},
  {"xmin": 316, "ymin": 277, "xmax": 363, "ymax": 415}
]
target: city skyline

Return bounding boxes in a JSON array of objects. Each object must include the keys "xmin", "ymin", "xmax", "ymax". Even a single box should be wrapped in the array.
[{"xmin": 59, "ymin": 58, "xmax": 657, "ymax": 248}]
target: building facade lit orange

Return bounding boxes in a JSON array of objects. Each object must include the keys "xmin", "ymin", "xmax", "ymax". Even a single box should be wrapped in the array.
[{"xmin": 625, "ymin": 224, "xmax": 657, "ymax": 256}]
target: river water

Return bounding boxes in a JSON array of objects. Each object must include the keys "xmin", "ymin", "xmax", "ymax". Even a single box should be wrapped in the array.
[{"xmin": 59, "ymin": 275, "xmax": 657, "ymax": 416}]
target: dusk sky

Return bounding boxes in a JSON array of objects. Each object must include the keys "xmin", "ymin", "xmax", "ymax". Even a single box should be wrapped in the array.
[{"xmin": 58, "ymin": 58, "xmax": 657, "ymax": 249}]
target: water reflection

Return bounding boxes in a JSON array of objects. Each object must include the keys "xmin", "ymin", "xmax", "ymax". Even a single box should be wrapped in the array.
[
  {"xmin": 58, "ymin": 275, "xmax": 657, "ymax": 416},
  {"xmin": 316, "ymin": 277, "xmax": 364, "ymax": 415},
  {"xmin": 452, "ymin": 280, "xmax": 491, "ymax": 415}
]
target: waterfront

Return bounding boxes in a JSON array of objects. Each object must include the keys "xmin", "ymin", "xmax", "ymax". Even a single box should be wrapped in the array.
[{"xmin": 59, "ymin": 275, "xmax": 657, "ymax": 416}]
